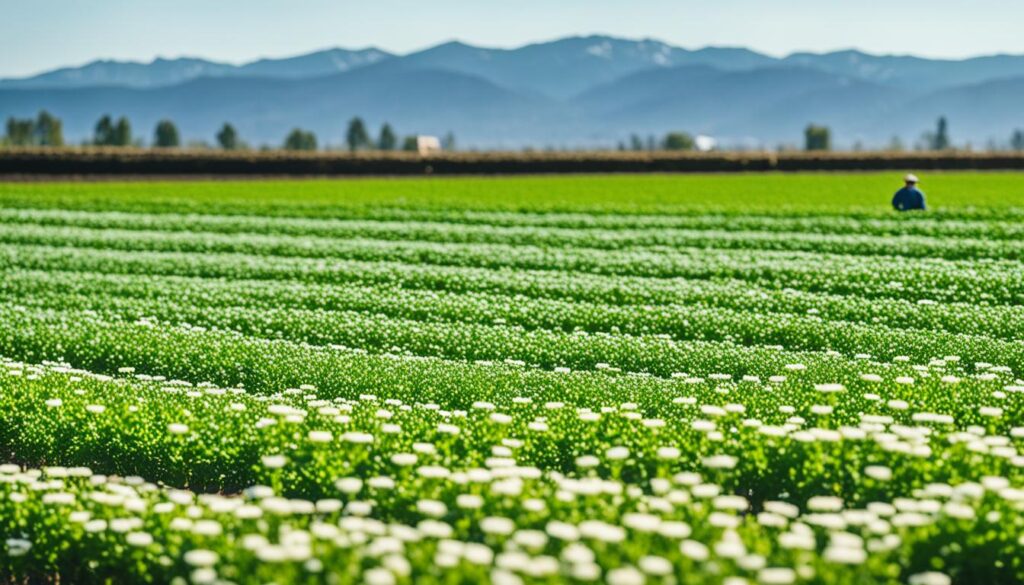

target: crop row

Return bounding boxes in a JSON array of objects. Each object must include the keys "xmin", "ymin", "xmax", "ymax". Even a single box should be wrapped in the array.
[
  {"xmin": 2, "ymin": 210, "xmax": 1023, "ymax": 260},
  {"xmin": 5, "ymin": 207, "xmax": 1024, "ymax": 240},
  {"xmin": 2, "ymin": 357, "xmax": 1021, "ymax": 505},
  {"xmin": 8, "ymin": 282, "xmax": 1024, "ymax": 376},
  {"xmin": 5, "ymin": 251, "xmax": 1024, "ymax": 342},
  {"xmin": 2, "ymin": 228, "xmax": 1021, "ymax": 305}
]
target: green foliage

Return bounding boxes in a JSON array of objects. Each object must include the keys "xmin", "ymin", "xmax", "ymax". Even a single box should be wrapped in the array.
[
  {"xmin": 804, "ymin": 124, "xmax": 831, "ymax": 151},
  {"xmin": 216, "ymin": 123, "xmax": 239, "ymax": 150},
  {"xmin": 153, "ymin": 120, "xmax": 180, "ymax": 148},
  {"xmin": 346, "ymin": 117, "xmax": 370, "ymax": 152},
  {"xmin": 283, "ymin": 128, "xmax": 317, "ymax": 151},
  {"xmin": 0, "ymin": 174, "xmax": 1022, "ymax": 582},
  {"xmin": 402, "ymin": 135, "xmax": 419, "ymax": 152},
  {"xmin": 33, "ymin": 111, "xmax": 64, "ymax": 146},
  {"xmin": 377, "ymin": 123, "xmax": 397, "ymax": 151},
  {"xmin": 3, "ymin": 111, "xmax": 64, "ymax": 147},
  {"xmin": 924, "ymin": 117, "xmax": 952, "ymax": 151},
  {"xmin": 93, "ymin": 115, "xmax": 114, "ymax": 146},
  {"xmin": 1011, "ymin": 130, "xmax": 1024, "ymax": 152},
  {"xmin": 94, "ymin": 115, "xmax": 132, "ymax": 146},
  {"xmin": 663, "ymin": 132, "xmax": 695, "ymax": 151},
  {"xmin": 4, "ymin": 117, "xmax": 34, "ymax": 146},
  {"xmin": 113, "ymin": 117, "xmax": 132, "ymax": 146}
]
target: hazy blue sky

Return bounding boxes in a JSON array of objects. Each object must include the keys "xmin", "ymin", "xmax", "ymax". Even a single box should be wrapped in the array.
[{"xmin": 2, "ymin": 0, "xmax": 1020, "ymax": 77}]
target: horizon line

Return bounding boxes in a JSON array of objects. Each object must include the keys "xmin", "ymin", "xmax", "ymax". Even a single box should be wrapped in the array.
[{"xmin": 6, "ymin": 33, "xmax": 1024, "ymax": 81}]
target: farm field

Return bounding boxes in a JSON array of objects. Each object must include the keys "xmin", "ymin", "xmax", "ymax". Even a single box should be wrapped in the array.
[{"xmin": 0, "ymin": 172, "xmax": 1023, "ymax": 584}]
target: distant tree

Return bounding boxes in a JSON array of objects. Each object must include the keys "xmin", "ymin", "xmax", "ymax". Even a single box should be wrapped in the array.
[
  {"xmin": 442, "ymin": 132, "xmax": 456, "ymax": 151},
  {"xmin": 377, "ymin": 123, "xmax": 397, "ymax": 151},
  {"xmin": 617, "ymin": 141, "xmax": 626, "ymax": 151},
  {"xmin": 154, "ymin": 120, "xmax": 180, "ymax": 148},
  {"xmin": 2, "ymin": 112, "xmax": 63, "ymax": 147},
  {"xmin": 1011, "ymin": 129, "xmax": 1024, "ymax": 152},
  {"xmin": 5, "ymin": 117, "xmax": 35, "ymax": 146},
  {"xmin": 932, "ymin": 116, "xmax": 950, "ymax": 150},
  {"xmin": 284, "ymin": 128, "xmax": 317, "ymax": 151},
  {"xmin": 113, "ymin": 117, "xmax": 132, "ymax": 146},
  {"xmin": 93, "ymin": 115, "xmax": 115, "ymax": 146},
  {"xmin": 346, "ymin": 117, "xmax": 370, "ymax": 152},
  {"xmin": 645, "ymin": 135, "xmax": 657, "ymax": 151},
  {"xmin": 629, "ymin": 134, "xmax": 644, "ymax": 151},
  {"xmin": 402, "ymin": 136, "xmax": 419, "ymax": 152},
  {"xmin": 33, "ymin": 111, "xmax": 63, "ymax": 146},
  {"xmin": 216, "ymin": 123, "xmax": 239, "ymax": 150},
  {"xmin": 662, "ymin": 132, "xmax": 695, "ymax": 151},
  {"xmin": 804, "ymin": 124, "xmax": 831, "ymax": 151},
  {"xmin": 888, "ymin": 136, "xmax": 905, "ymax": 152}
]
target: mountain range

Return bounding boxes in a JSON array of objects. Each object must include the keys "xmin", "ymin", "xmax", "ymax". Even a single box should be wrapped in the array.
[{"xmin": 2, "ymin": 35, "xmax": 1023, "ymax": 148}]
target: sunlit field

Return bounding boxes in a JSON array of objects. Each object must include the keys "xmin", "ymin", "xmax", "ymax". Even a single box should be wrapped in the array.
[{"xmin": 1, "ymin": 173, "xmax": 1023, "ymax": 584}]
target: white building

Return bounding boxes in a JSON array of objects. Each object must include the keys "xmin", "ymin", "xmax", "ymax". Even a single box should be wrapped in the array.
[{"xmin": 416, "ymin": 135, "xmax": 442, "ymax": 155}]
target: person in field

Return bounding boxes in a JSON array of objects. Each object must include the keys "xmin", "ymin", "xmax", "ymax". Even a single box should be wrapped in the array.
[{"xmin": 892, "ymin": 174, "xmax": 927, "ymax": 211}]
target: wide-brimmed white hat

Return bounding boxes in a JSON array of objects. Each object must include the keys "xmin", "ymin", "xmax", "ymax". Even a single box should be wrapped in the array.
[{"xmin": 904, "ymin": 173, "xmax": 919, "ymax": 183}]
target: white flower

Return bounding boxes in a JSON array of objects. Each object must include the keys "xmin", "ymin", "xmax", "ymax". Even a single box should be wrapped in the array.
[
  {"xmin": 456, "ymin": 494, "xmax": 484, "ymax": 509},
  {"xmin": 758, "ymin": 568, "xmax": 797, "ymax": 584},
  {"xmin": 42, "ymin": 492, "xmax": 75, "ymax": 505},
  {"xmin": 578, "ymin": 520, "xmax": 625, "ymax": 543},
  {"xmin": 167, "ymin": 423, "xmax": 189, "ymax": 435},
  {"xmin": 480, "ymin": 516, "xmax": 515, "ymax": 535},
  {"xmin": 417, "ymin": 499, "xmax": 448, "ymax": 518},
  {"xmin": 807, "ymin": 496, "xmax": 844, "ymax": 511},
  {"xmin": 5, "ymin": 538, "xmax": 31, "ymax": 557},
  {"xmin": 488, "ymin": 411, "xmax": 513, "ymax": 425},
  {"xmin": 908, "ymin": 573, "xmax": 951, "ymax": 585},
  {"xmin": 261, "ymin": 454, "xmax": 287, "ymax": 469},
  {"xmin": 864, "ymin": 466, "xmax": 893, "ymax": 481},
  {"xmin": 45, "ymin": 398, "xmax": 63, "ymax": 408},
  {"xmin": 657, "ymin": 446, "xmax": 681, "ymax": 460},
  {"xmin": 308, "ymin": 430, "xmax": 333, "ymax": 443},
  {"xmin": 680, "ymin": 539, "xmax": 709, "ymax": 561},
  {"xmin": 86, "ymin": 404, "xmax": 106, "ymax": 414},
  {"xmin": 824, "ymin": 546, "xmax": 866, "ymax": 564},
  {"xmin": 546, "ymin": 521, "xmax": 580, "ymax": 542},
  {"xmin": 391, "ymin": 453, "xmax": 417, "ymax": 467},
  {"xmin": 364, "ymin": 568, "xmax": 395, "ymax": 585},
  {"xmin": 814, "ymin": 383, "xmax": 845, "ymax": 393},
  {"xmin": 607, "ymin": 566, "xmax": 645, "ymax": 585},
  {"xmin": 622, "ymin": 513, "xmax": 661, "ymax": 532},
  {"xmin": 335, "ymin": 477, "xmax": 363, "ymax": 494},
  {"xmin": 368, "ymin": 476, "xmax": 396, "ymax": 490},
  {"xmin": 183, "ymin": 549, "xmax": 218, "ymax": 567},
  {"xmin": 342, "ymin": 432, "xmax": 374, "ymax": 444},
  {"xmin": 457, "ymin": 543, "xmax": 490, "ymax": 565},
  {"xmin": 126, "ymin": 532, "xmax": 153, "ymax": 547},
  {"xmin": 606, "ymin": 446, "xmax": 630, "ymax": 461},
  {"xmin": 703, "ymin": 455, "xmax": 738, "ymax": 469}
]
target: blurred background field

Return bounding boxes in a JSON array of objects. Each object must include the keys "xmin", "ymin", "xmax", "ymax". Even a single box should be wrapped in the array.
[{"xmin": 3, "ymin": 171, "xmax": 1023, "ymax": 215}]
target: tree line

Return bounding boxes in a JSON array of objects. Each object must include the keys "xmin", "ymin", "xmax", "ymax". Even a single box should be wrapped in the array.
[
  {"xmin": 802, "ymin": 116, "xmax": 1022, "ymax": 152},
  {"xmin": 616, "ymin": 132, "xmax": 698, "ymax": 152},
  {"xmin": 5, "ymin": 110, "xmax": 1024, "ymax": 152},
  {"xmin": 1, "ymin": 112, "xmax": 455, "ymax": 152}
]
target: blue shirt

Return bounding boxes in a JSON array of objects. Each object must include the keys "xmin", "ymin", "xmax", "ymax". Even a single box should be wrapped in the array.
[{"xmin": 892, "ymin": 186, "xmax": 926, "ymax": 211}]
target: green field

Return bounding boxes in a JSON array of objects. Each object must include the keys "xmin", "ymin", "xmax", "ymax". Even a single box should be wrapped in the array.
[{"xmin": 0, "ymin": 173, "xmax": 1022, "ymax": 584}]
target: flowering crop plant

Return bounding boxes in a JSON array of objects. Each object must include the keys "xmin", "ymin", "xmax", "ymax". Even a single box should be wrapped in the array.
[{"xmin": 0, "ymin": 175, "xmax": 1022, "ymax": 584}]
